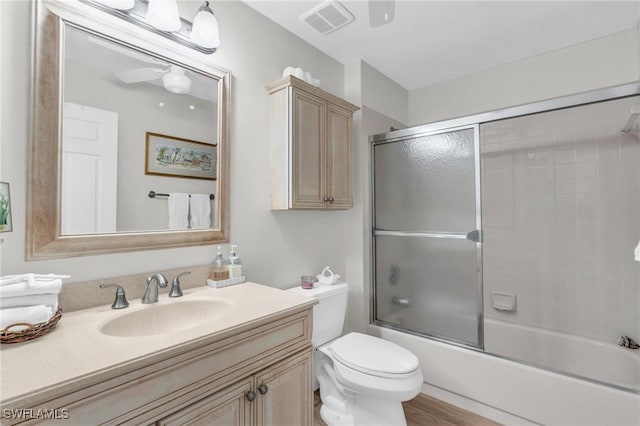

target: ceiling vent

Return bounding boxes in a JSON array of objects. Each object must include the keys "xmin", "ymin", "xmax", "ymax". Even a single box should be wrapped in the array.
[{"xmin": 300, "ymin": 1, "xmax": 354, "ymax": 35}]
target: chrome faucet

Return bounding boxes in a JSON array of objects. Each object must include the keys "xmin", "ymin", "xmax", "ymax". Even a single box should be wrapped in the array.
[{"xmin": 142, "ymin": 273, "xmax": 168, "ymax": 304}]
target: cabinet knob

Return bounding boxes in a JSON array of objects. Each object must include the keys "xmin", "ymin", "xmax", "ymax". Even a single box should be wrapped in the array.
[
  {"xmin": 329, "ymin": 197, "xmax": 335, "ymax": 202},
  {"xmin": 323, "ymin": 196, "xmax": 329, "ymax": 202},
  {"xmin": 245, "ymin": 391, "xmax": 256, "ymax": 402},
  {"xmin": 257, "ymin": 384, "xmax": 269, "ymax": 395}
]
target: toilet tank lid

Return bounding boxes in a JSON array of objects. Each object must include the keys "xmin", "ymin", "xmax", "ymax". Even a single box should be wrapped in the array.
[
  {"xmin": 285, "ymin": 282, "xmax": 348, "ymax": 300},
  {"xmin": 328, "ymin": 332, "xmax": 419, "ymax": 375}
]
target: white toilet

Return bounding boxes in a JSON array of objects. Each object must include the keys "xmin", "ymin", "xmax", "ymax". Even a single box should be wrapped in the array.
[{"xmin": 287, "ymin": 282, "xmax": 423, "ymax": 426}]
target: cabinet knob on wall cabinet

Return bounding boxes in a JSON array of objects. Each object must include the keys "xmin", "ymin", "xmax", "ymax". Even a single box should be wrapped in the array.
[
  {"xmin": 245, "ymin": 391, "xmax": 256, "ymax": 402},
  {"xmin": 323, "ymin": 196, "xmax": 329, "ymax": 202},
  {"xmin": 329, "ymin": 197, "xmax": 334, "ymax": 202},
  {"xmin": 257, "ymin": 384, "xmax": 269, "ymax": 395}
]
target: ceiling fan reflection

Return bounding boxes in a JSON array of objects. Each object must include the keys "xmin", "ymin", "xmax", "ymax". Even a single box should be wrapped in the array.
[{"xmin": 115, "ymin": 64, "xmax": 192, "ymax": 94}]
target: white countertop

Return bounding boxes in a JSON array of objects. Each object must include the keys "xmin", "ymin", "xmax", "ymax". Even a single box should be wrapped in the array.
[{"xmin": 0, "ymin": 282, "xmax": 315, "ymax": 404}]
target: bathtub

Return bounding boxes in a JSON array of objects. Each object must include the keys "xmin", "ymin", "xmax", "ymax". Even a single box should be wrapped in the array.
[
  {"xmin": 484, "ymin": 319, "xmax": 640, "ymax": 392},
  {"xmin": 369, "ymin": 324, "xmax": 640, "ymax": 426}
]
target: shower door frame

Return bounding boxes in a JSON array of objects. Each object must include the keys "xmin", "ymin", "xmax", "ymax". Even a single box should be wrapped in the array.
[
  {"xmin": 369, "ymin": 81, "xmax": 640, "ymax": 353},
  {"xmin": 370, "ymin": 124, "xmax": 484, "ymax": 350}
]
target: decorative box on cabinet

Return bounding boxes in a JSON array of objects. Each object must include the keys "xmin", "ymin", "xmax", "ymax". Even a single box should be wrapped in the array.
[{"xmin": 266, "ymin": 76, "xmax": 359, "ymax": 210}]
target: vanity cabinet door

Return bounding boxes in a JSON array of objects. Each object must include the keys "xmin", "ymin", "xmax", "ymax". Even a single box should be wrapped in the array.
[
  {"xmin": 254, "ymin": 348, "xmax": 313, "ymax": 426},
  {"xmin": 157, "ymin": 378, "xmax": 253, "ymax": 426}
]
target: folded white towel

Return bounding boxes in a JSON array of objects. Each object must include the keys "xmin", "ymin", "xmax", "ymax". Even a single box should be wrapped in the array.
[
  {"xmin": 0, "ymin": 294, "xmax": 59, "ymax": 311},
  {"xmin": 168, "ymin": 193, "xmax": 189, "ymax": 229},
  {"xmin": 0, "ymin": 273, "xmax": 69, "ymax": 287},
  {"xmin": 0, "ymin": 305, "xmax": 54, "ymax": 331},
  {"xmin": 0, "ymin": 279, "xmax": 63, "ymax": 298},
  {"xmin": 189, "ymin": 194, "xmax": 211, "ymax": 229}
]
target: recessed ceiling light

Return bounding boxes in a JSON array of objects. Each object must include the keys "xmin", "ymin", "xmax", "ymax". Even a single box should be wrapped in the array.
[
  {"xmin": 159, "ymin": 102, "xmax": 165, "ymax": 107},
  {"xmin": 189, "ymin": 105, "xmax": 196, "ymax": 110}
]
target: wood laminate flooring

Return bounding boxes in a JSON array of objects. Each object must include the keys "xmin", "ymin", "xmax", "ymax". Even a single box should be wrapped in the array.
[{"xmin": 314, "ymin": 391, "xmax": 502, "ymax": 426}]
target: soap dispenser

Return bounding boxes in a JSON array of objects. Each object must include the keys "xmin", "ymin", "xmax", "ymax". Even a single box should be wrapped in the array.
[
  {"xmin": 227, "ymin": 245, "xmax": 242, "ymax": 278},
  {"xmin": 209, "ymin": 246, "xmax": 230, "ymax": 281}
]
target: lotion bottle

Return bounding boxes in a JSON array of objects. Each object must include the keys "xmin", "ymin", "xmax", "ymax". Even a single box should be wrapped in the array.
[
  {"xmin": 209, "ymin": 246, "xmax": 230, "ymax": 281},
  {"xmin": 227, "ymin": 245, "xmax": 243, "ymax": 278}
]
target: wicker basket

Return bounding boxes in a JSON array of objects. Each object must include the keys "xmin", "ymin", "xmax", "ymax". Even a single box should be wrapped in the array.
[{"xmin": 0, "ymin": 308, "xmax": 63, "ymax": 344}]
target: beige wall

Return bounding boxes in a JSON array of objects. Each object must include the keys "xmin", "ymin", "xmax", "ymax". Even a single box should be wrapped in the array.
[
  {"xmin": 0, "ymin": 0, "xmax": 352, "ymax": 290},
  {"xmin": 408, "ymin": 27, "xmax": 639, "ymax": 126},
  {"xmin": 361, "ymin": 61, "xmax": 409, "ymax": 126}
]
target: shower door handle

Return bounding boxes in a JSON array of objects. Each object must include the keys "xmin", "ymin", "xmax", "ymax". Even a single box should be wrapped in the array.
[
  {"xmin": 465, "ymin": 230, "xmax": 483, "ymax": 243},
  {"xmin": 374, "ymin": 229, "xmax": 483, "ymax": 242}
]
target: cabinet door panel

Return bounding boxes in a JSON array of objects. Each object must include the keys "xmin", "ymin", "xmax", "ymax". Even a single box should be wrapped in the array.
[
  {"xmin": 326, "ymin": 105, "xmax": 352, "ymax": 209},
  {"xmin": 157, "ymin": 378, "xmax": 253, "ymax": 426},
  {"xmin": 255, "ymin": 348, "xmax": 313, "ymax": 426},
  {"xmin": 292, "ymin": 89, "xmax": 326, "ymax": 208}
]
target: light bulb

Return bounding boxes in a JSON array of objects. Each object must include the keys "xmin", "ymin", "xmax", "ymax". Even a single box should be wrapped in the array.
[
  {"xmin": 190, "ymin": 2, "xmax": 220, "ymax": 48},
  {"xmin": 146, "ymin": 0, "xmax": 182, "ymax": 32}
]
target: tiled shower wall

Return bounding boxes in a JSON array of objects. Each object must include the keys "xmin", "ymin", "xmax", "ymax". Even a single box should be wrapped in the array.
[{"xmin": 481, "ymin": 96, "xmax": 640, "ymax": 343}]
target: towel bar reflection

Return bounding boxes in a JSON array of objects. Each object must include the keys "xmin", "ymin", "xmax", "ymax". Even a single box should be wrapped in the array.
[{"xmin": 148, "ymin": 191, "xmax": 215, "ymax": 200}]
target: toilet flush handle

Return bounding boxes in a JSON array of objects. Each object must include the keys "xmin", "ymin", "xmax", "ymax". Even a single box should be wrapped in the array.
[{"xmin": 258, "ymin": 384, "xmax": 268, "ymax": 395}]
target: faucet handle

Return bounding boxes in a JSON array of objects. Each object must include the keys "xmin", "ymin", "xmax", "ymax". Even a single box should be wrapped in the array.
[
  {"xmin": 169, "ymin": 271, "xmax": 191, "ymax": 298},
  {"xmin": 99, "ymin": 284, "xmax": 129, "ymax": 309}
]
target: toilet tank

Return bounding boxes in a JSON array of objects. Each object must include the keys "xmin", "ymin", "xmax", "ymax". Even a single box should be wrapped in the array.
[{"xmin": 286, "ymin": 282, "xmax": 348, "ymax": 347}]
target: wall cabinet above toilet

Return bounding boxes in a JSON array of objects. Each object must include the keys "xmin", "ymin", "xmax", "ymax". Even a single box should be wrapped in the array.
[{"xmin": 266, "ymin": 76, "xmax": 359, "ymax": 210}]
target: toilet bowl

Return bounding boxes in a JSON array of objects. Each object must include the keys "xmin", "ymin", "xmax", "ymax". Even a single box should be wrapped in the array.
[
  {"xmin": 286, "ymin": 283, "xmax": 423, "ymax": 426},
  {"xmin": 316, "ymin": 332, "xmax": 423, "ymax": 426}
]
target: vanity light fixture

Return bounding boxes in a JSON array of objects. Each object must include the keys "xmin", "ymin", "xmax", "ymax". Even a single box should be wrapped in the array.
[
  {"xmin": 145, "ymin": 0, "xmax": 181, "ymax": 32},
  {"xmin": 79, "ymin": 0, "xmax": 219, "ymax": 54},
  {"xmin": 190, "ymin": 1, "xmax": 220, "ymax": 49}
]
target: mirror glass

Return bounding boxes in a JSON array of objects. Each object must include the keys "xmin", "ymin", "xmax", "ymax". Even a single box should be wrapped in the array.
[{"xmin": 62, "ymin": 25, "xmax": 219, "ymax": 234}]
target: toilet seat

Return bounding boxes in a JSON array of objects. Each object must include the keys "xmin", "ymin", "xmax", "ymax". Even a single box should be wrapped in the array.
[{"xmin": 327, "ymin": 332, "xmax": 420, "ymax": 378}]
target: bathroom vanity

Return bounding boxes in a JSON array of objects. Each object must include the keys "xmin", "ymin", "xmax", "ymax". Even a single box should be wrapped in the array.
[{"xmin": 0, "ymin": 283, "xmax": 315, "ymax": 425}]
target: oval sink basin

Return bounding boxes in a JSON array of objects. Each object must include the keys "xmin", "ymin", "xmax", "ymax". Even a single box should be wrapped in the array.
[{"xmin": 100, "ymin": 299, "xmax": 233, "ymax": 337}]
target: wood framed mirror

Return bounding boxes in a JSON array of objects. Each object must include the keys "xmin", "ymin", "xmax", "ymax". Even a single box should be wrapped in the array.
[{"xmin": 27, "ymin": 0, "xmax": 230, "ymax": 260}]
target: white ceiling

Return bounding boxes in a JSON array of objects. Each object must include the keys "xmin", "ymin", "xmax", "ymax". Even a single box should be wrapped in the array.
[{"xmin": 243, "ymin": 1, "xmax": 640, "ymax": 90}]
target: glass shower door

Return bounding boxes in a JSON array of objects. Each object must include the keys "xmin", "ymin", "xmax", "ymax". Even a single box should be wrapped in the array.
[{"xmin": 372, "ymin": 125, "xmax": 482, "ymax": 348}]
